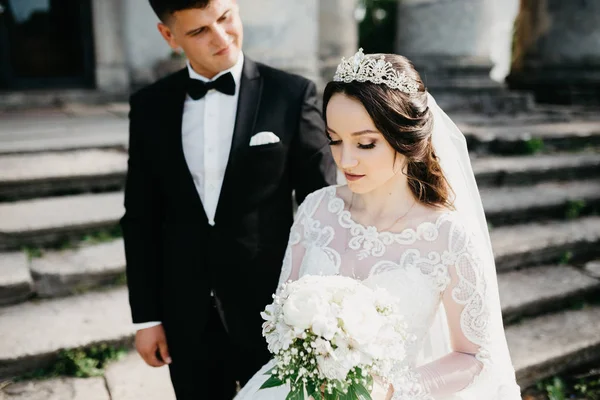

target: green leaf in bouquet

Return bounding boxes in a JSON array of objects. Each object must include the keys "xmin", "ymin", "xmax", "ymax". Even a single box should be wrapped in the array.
[
  {"xmin": 311, "ymin": 392, "xmax": 325, "ymax": 400},
  {"xmin": 286, "ymin": 384, "xmax": 306, "ymax": 400},
  {"xmin": 323, "ymin": 390, "xmax": 339, "ymax": 400},
  {"xmin": 307, "ymin": 382, "xmax": 323, "ymax": 400},
  {"xmin": 351, "ymin": 383, "xmax": 373, "ymax": 400},
  {"xmin": 260, "ymin": 374, "xmax": 285, "ymax": 390},
  {"xmin": 332, "ymin": 379, "xmax": 350, "ymax": 393},
  {"xmin": 264, "ymin": 366, "xmax": 276, "ymax": 375}
]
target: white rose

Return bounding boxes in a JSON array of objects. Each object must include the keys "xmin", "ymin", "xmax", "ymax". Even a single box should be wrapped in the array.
[
  {"xmin": 339, "ymin": 293, "xmax": 384, "ymax": 345},
  {"xmin": 283, "ymin": 287, "xmax": 331, "ymax": 331}
]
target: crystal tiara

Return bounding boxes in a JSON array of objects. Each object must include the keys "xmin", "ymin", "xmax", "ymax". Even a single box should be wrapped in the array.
[{"xmin": 332, "ymin": 48, "xmax": 420, "ymax": 94}]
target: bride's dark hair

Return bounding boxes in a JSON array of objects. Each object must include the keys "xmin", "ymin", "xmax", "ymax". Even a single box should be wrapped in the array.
[{"xmin": 323, "ymin": 54, "xmax": 454, "ymax": 209}]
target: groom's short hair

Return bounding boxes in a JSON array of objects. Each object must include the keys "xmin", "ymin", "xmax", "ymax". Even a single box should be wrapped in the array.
[{"xmin": 149, "ymin": 0, "xmax": 211, "ymax": 22}]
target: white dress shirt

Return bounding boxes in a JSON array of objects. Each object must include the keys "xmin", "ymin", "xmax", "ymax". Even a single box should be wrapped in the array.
[
  {"xmin": 183, "ymin": 53, "xmax": 244, "ymax": 226},
  {"xmin": 134, "ymin": 54, "xmax": 244, "ymax": 331}
]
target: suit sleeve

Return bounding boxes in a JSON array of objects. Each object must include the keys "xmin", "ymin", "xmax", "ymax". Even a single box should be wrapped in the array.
[
  {"xmin": 120, "ymin": 94, "xmax": 164, "ymax": 324},
  {"xmin": 290, "ymin": 81, "xmax": 337, "ymax": 205}
]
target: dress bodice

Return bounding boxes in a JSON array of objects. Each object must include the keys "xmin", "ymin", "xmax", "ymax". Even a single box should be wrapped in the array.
[
  {"xmin": 236, "ymin": 187, "xmax": 521, "ymax": 400},
  {"xmin": 279, "ymin": 186, "xmax": 477, "ymax": 366}
]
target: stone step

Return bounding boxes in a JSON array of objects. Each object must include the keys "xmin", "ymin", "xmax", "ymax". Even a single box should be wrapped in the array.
[
  {"xmin": 472, "ymin": 152, "xmax": 600, "ymax": 187},
  {"xmin": 0, "ymin": 90, "xmax": 128, "ymax": 111},
  {"xmin": 462, "ymin": 121, "xmax": 600, "ymax": 154},
  {"xmin": 0, "ymin": 115, "xmax": 127, "ymax": 155},
  {"xmin": 450, "ymin": 107, "xmax": 600, "ymax": 127},
  {"xmin": 0, "ymin": 240, "xmax": 125, "ymax": 305},
  {"xmin": 508, "ymin": 305, "xmax": 600, "ymax": 389},
  {"xmin": 104, "ymin": 352, "xmax": 176, "ymax": 400},
  {"xmin": 491, "ymin": 216, "xmax": 600, "ymax": 272},
  {"xmin": 0, "ymin": 377, "xmax": 110, "ymax": 400},
  {"xmin": 2, "ymin": 148, "xmax": 597, "ymax": 204},
  {"xmin": 0, "ymin": 150, "xmax": 127, "ymax": 201},
  {"xmin": 30, "ymin": 239, "xmax": 125, "ymax": 298},
  {"xmin": 0, "ymin": 252, "xmax": 33, "ymax": 306},
  {"xmin": 499, "ymin": 265, "xmax": 600, "ymax": 324},
  {"xmin": 0, "ymin": 353, "xmax": 175, "ymax": 400},
  {"xmin": 585, "ymin": 260, "xmax": 600, "ymax": 279},
  {"xmin": 0, "ymin": 193, "xmax": 123, "ymax": 251},
  {"xmin": 0, "ymin": 287, "xmax": 133, "ymax": 379},
  {"xmin": 430, "ymin": 88, "xmax": 535, "ymax": 114},
  {"xmin": 481, "ymin": 179, "xmax": 600, "ymax": 226}
]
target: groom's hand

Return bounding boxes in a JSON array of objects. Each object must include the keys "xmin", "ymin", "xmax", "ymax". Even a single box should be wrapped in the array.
[{"xmin": 135, "ymin": 324, "xmax": 172, "ymax": 367}]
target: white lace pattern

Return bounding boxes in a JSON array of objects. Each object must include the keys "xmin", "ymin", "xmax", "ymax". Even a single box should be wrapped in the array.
[{"xmin": 239, "ymin": 186, "xmax": 519, "ymax": 400}]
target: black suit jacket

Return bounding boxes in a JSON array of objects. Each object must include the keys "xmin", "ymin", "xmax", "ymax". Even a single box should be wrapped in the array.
[{"xmin": 120, "ymin": 58, "xmax": 336, "ymax": 352}]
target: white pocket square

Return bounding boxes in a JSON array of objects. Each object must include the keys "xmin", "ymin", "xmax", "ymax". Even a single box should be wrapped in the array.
[{"xmin": 249, "ymin": 131, "xmax": 280, "ymax": 146}]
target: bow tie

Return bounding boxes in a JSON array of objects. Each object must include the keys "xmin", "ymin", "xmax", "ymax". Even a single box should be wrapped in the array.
[{"xmin": 187, "ymin": 72, "xmax": 236, "ymax": 100}]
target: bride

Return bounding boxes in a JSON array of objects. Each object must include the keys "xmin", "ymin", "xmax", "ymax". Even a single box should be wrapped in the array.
[{"xmin": 235, "ymin": 49, "xmax": 521, "ymax": 399}]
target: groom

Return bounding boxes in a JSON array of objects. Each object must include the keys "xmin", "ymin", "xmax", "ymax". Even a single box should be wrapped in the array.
[{"xmin": 120, "ymin": 0, "xmax": 336, "ymax": 398}]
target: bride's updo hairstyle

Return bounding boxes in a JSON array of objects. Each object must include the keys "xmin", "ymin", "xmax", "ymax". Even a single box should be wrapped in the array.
[{"xmin": 323, "ymin": 53, "xmax": 454, "ymax": 209}]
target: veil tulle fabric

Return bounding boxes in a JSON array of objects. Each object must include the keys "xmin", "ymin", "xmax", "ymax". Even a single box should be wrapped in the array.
[{"xmin": 413, "ymin": 93, "xmax": 520, "ymax": 399}]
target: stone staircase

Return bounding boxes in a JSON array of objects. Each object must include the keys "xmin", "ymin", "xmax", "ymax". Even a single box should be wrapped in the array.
[{"xmin": 1, "ymin": 104, "xmax": 600, "ymax": 399}]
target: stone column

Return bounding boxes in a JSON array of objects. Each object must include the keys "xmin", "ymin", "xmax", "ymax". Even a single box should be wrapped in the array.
[
  {"xmin": 239, "ymin": 0, "xmax": 319, "ymax": 82},
  {"xmin": 508, "ymin": 0, "xmax": 600, "ymax": 105},
  {"xmin": 122, "ymin": 0, "xmax": 172, "ymax": 87},
  {"xmin": 319, "ymin": 0, "xmax": 359, "ymax": 85},
  {"xmin": 395, "ymin": 0, "xmax": 533, "ymax": 112},
  {"xmin": 395, "ymin": 0, "xmax": 496, "ymax": 86},
  {"xmin": 91, "ymin": 0, "xmax": 130, "ymax": 92}
]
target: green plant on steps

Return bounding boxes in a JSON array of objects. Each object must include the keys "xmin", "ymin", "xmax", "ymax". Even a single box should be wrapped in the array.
[
  {"xmin": 17, "ymin": 344, "xmax": 127, "ymax": 381},
  {"xmin": 523, "ymin": 137, "xmax": 545, "ymax": 154},
  {"xmin": 22, "ymin": 246, "xmax": 43, "ymax": 260},
  {"xmin": 533, "ymin": 370, "xmax": 600, "ymax": 400},
  {"xmin": 565, "ymin": 199, "xmax": 586, "ymax": 219},
  {"xmin": 542, "ymin": 377, "xmax": 567, "ymax": 400},
  {"xmin": 81, "ymin": 225, "xmax": 123, "ymax": 245},
  {"xmin": 574, "ymin": 372, "xmax": 600, "ymax": 400},
  {"xmin": 559, "ymin": 251, "xmax": 573, "ymax": 265}
]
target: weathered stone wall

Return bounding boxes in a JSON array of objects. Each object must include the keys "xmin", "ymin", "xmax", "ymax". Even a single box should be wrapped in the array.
[
  {"xmin": 122, "ymin": 0, "xmax": 171, "ymax": 86},
  {"xmin": 239, "ymin": 0, "xmax": 319, "ymax": 82},
  {"xmin": 395, "ymin": 0, "xmax": 495, "ymax": 60},
  {"xmin": 319, "ymin": 0, "xmax": 358, "ymax": 85},
  {"xmin": 509, "ymin": 0, "xmax": 600, "ymax": 104},
  {"xmin": 91, "ymin": 0, "xmax": 130, "ymax": 92},
  {"xmin": 114, "ymin": 0, "xmax": 321, "ymax": 86}
]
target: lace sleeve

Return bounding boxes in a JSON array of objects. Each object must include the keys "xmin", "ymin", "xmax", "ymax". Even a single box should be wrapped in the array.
[
  {"xmin": 391, "ymin": 219, "xmax": 509, "ymax": 399},
  {"xmin": 277, "ymin": 189, "xmax": 327, "ymax": 284},
  {"xmin": 277, "ymin": 212, "xmax": 305, "ymax": 285}
]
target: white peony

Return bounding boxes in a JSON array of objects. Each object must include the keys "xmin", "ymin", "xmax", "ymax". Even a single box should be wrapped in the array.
[
  {"xmin": 282, "ymin": 286, "xmax": 331, "ymax": 332},
  {"xmin": 311, "ymin": 312, "xmax": 338, "ymax": 341},
  {"xmin": 339, "ymin": 292, "xmax": 384, "ymax": 345}
]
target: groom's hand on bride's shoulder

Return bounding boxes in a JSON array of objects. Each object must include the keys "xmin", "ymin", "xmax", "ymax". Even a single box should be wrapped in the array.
[{"xmin": 135, "ymin": 324, "xmax": 172, "ymax": 367}]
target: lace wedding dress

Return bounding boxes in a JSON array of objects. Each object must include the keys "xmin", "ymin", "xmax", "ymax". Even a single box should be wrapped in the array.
[{"xmin": 234, "ymin": 186, "xmax": 521, "ymax": 400}]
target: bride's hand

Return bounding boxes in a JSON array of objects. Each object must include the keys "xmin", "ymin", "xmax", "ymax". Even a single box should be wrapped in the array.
[{"xmin": 372, "ymin": 376, "xmax": 393, "ymax": 400}]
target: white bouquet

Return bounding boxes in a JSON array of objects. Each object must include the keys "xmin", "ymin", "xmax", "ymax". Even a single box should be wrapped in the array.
[{"xmin": 260, "ymin": 275, "xmax": 413, "ymax": 400}]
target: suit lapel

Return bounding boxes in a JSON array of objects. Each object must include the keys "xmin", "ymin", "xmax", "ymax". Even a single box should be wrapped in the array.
[
  {"xmin": 215, "ymin": 58, "xmax": 263, "ymax": 222},
  {"xmin": 164, "ymin": 68, "xmax": 209, "ymax": 222}
]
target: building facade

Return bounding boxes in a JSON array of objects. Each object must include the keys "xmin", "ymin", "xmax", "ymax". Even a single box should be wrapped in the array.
[
  {"xmin": 0, "ymin": 0, "xmax": 597, "ymax": 105},
  {"xmin": 0, "ymin": 0, "xmax": 356, "ymax": 94}
]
